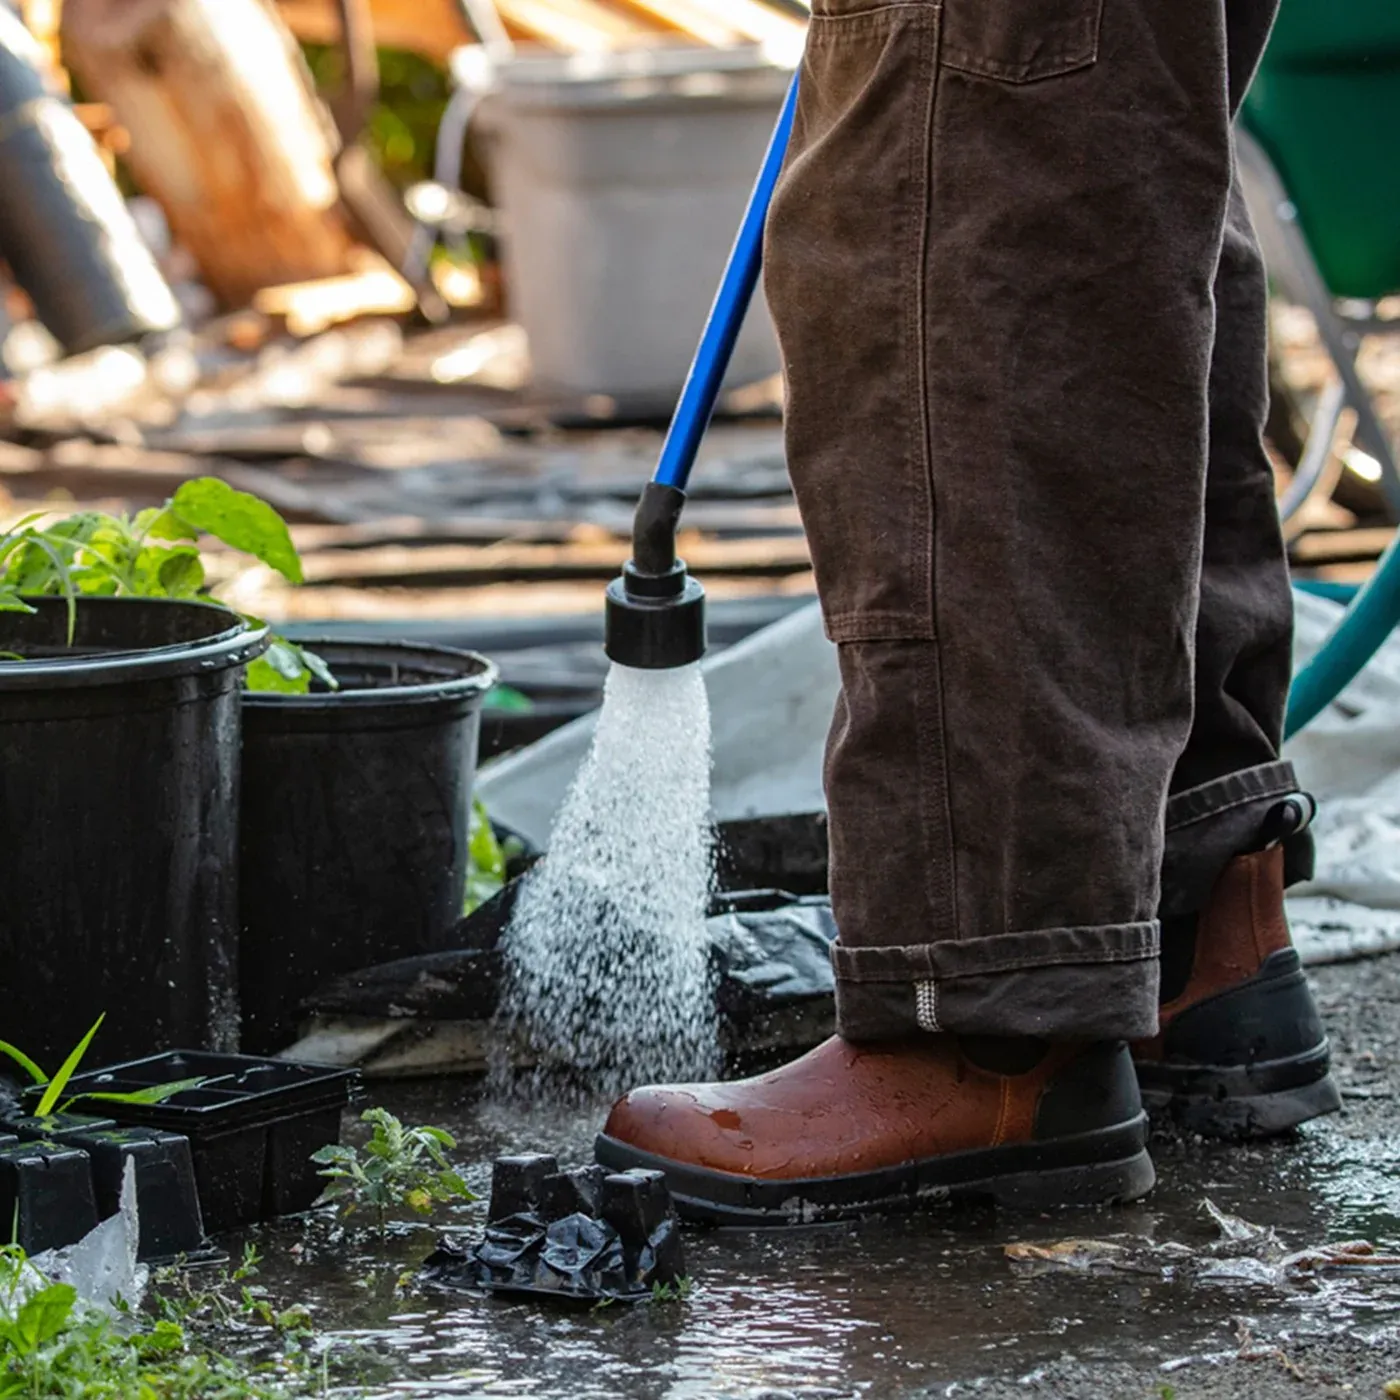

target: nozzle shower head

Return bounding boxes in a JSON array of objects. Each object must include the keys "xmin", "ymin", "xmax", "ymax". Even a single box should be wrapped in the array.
[{"xmin": 604, "ymin": 482, "xmax": 706, "ymax": 669}]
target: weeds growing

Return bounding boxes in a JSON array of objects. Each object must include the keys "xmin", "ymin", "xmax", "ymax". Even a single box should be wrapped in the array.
[
  {"xmin": 0, "ymin": 1016, "xmax": 202, "ymax": 1118},
  {"xmin": 0, "ymin": 1240, "xmax": 348, "ymax": 1398},
  {"xmin": 312, "ymin": 1109, "xmax": 476, "ymax": 1233}
]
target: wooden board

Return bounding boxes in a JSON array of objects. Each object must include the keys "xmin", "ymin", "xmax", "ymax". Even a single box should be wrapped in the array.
[
  {"xmin": 291, "ymin": 531, "xmax": 811, "ymax": 586},
  {"xmin": 63, "ymin": 0, "xmax": 360, "ymax": 307},
  {"xmin": 275, "ymin": 0, "xmax": 670, "ymax": 55}
]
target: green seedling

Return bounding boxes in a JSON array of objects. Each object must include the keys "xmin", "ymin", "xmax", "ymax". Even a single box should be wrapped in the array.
[
  {"xmin": 0, "ymin": 1238, "xmax": 353, "ymax": 1397},
  {"xmin": 31, "ymin": 1017, "xmax": 104, "ymax": 1119},
  {"xmin": 0, "ymin": 476, "xmax": 335, "ymax": 693},
  {"xmin": 464, "ymin": 799, "xmax": 527, "ymax": 916},
  {"xmin": 465, "ymin": 799, "xmax": 508, "ymax": 914},
  {"xmin": 0, "ymin": 1015, "xmax": 203, "ymax": 1119},
  {"xmin": 482, "ymin": 684, "xmax": 533, "ymax": 713},
  {"xmin": 650, "ymin": 1278, "xmax": 693, "ymax": 1304},
  {"xmin": 312, "ymin": 1107, "xmax": 476, "ymax": 1232}
]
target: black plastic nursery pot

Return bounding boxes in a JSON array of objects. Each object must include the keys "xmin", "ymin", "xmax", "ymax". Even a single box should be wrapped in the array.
[
  {"xmin": 33, "ymin": 1052, "xmax": 359, "ymax": 1236},
  {"xmin": 2, "ymin": 1112, "xmax": 208, "ymax": 1261},
  {"xmin": 0, "ymin": 598, "xmax": 267, "ymax": 1065},
  {"xmin": 238, "ymin": 639, "xmax": 496, "ymax": 1054},
  {"xmin": 0, "ymin": 1136, "xmax": 99, "ymax": 1254}
]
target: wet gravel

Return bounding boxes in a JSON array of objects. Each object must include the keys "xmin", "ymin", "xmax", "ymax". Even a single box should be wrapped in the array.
[{"xmin": 246, "ymin": 950, "xmax": 1400, "ymax": 1399}]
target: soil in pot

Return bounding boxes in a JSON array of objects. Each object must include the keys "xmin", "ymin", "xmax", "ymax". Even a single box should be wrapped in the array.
[
  {"xmin": 0, "ymin": 597, "xmax": 266, "ymax": 1064},
  {"xmin": 238, "ymin": 640, "xmax": 496, "ymax": 1054}
]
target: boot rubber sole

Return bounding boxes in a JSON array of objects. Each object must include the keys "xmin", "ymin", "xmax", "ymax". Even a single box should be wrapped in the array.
[
  {"xmin": 1136, "ymin": 1041, "xmax": 1342, "ymax": 1140},
  {"xmin": 594, "ymin": 1115, "xmax": 1154, "ymax": 1227}
]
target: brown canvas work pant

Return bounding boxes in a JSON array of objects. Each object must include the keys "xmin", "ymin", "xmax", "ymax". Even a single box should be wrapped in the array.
[{"xmin": 765, "ymin": 0, "xmax": 1299, "ymax": 1041}]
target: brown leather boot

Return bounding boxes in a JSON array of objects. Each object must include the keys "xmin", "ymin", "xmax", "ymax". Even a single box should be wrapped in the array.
[
  {"xmin": 1133, "ymin": 845, "xmax": 1341, "ymax": 1139},
  {"xmin": 596, "ymin": 1036, "xmax": 1153, "ymax": 1225}
]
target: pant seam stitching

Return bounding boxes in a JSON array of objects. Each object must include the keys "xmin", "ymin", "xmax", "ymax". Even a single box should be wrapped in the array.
[
  {"xmin": 1169, "ymin": 757, "xmax": 1296, "ymax": 802},
  {"xmin": 837, "ymin": 939, "xmax": 1160, "ymax": 982},
  {"xmin": 1165, "ymin": 759, "xmax": 1296, "ymax": 822},
  {"xmin": 919, "ymin": 6, "xmax": 960, "ymax": 939},
  {"xmin": 1165, "ymin": 781, "xmax": 1295, "ymax": 833},
  {"xmin": 915, "ymin": 979, "xmax": 940, "ymax": 1031}
]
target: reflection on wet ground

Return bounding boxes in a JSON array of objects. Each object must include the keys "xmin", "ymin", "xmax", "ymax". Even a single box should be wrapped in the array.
[{"xmin": 244, "ymin": 958, "xmax": 1400, "ymax": 1398}]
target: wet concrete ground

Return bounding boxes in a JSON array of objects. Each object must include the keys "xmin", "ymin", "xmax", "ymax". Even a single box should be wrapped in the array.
[{"xmin": 246, "ymin": 951, "xmax": 1400, "ymax": 1398}]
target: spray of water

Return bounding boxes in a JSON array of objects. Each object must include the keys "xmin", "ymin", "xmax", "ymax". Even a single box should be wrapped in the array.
[{"xmin": 493, "ymin": 661, "xmax": 720, "ymax": 1101}]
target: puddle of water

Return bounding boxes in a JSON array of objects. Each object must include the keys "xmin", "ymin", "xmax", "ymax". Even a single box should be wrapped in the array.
[{"xmin": 235, "ymin": 1078, "xmax": 1400, "ymax": 1399}]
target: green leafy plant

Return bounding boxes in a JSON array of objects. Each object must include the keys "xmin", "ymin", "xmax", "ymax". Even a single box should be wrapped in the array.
[
  {"xmin": 0, "ymin": 1015, "xmax": 203, "ymax": 1120},
  {"xmin": 482, "ymin": 684, "xmax": 533, "ymax": 714},
  {"xmin": 650, "ymin": 1278, "xmax": 693, "ymax": 1304},
  {"xmin": 465, "ymin": 799, "xmax": 507, "ymax": 914},
  {"xmin": 0, "ymin": 477, "xmax": 334, "ymax": 694},
  {"xmin": 0, "ymin": 1239, "xmax": 350, "ymax": 1397},
  {"xmin": 156, "ymin": 1246, "xmax": 314, "ymax": 1344},
  {"xmin": 312, "ymin": 1108, "xmax": 475, "ymax": 1232},
  {"xmin": 0, "ymin": 1262, "xmax": 76, "ymax": 1362},
  {"xmin": 464, "ymin": 800, "xmax": 526, "ymax": 916}
]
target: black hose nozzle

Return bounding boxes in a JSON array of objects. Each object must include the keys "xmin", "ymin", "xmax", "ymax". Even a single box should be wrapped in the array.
[{"xmin": 604, "ymin": 482, "xmax": 707, "ymax": 669}]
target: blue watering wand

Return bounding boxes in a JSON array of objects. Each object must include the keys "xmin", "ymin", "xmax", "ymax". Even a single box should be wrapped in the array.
[{"xmin": 603, "ymin": 72, "xmax": 799, "ymax": 670}]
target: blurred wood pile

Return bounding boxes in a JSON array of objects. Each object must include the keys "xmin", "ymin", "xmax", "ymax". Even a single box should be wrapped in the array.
[
  {"xmin": 0, "ymin": 0, "xmax": 1394, "ymax": 632},
  {"xmin": 274, "ymin": 0, "xmax": 805, "ymax": 59},
  {"xmin": 0, "ymin": 0, "xmax": 812, "ymax": 626},
  {"xmin": 0, "ymin": 317, "xmax": 806, "ymax": 623}
]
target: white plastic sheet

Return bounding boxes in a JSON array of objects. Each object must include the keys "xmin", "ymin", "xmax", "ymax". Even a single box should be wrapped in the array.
[
  {"xmin": 32, "ymin": 1158, "xmax": 145, "ymax": 1315},
  {"xmin": 1286, "ymin": 590, "xmax": 1400, "ymax": 965}
]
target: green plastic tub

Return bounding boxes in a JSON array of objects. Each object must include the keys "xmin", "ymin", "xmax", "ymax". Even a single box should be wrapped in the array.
[
  {"xmin": 1256, "ymin": 0, "xmax": 1400, "ymax": 67},
  {"xmin": 1242, "ymin": 0, "xmax": 1400, "ymax": 299}
]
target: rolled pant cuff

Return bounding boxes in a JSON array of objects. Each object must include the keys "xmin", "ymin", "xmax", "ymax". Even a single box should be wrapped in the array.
[
  {"xmin": 1163, "ymin": 759, "xmax": 1305, "ymax": 918},
  {"xmin": 832, "ymin": 922, "xmax": 1161, "ymax": 1041}
]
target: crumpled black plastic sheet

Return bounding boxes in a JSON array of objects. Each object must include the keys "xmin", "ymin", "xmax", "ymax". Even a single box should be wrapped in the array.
[
  {"xmin": 422, "ymin": 1154, "xmax": 686, "ymax": 1303},
  {"xmin": 304, "ymin": 889, "xmax": 838, "ymax": 1027},
  {"xmin": 708, "ymin": 890, "xmax": 837, "ymax": 1012}
]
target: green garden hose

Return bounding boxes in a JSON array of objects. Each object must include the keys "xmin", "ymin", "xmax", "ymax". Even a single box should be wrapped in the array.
[{"xmin": 1286, "ymin": 536, "xmax": 1400, "ymax": 736}]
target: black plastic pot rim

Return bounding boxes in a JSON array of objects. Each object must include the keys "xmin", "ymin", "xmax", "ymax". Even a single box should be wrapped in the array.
[
  {"xmin": 0, "ymin": 598, "xmax": 267, "ymax": 692},
  {"xmin": 30, "ymin": 1052, "xmax": 358, "ymax": 1129},
  {"xmin": 240, "ymin": 637, "xmax": 499, "ymax": 711}
]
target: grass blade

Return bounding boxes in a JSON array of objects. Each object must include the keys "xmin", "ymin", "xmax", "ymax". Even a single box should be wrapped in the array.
[
  {"xmin": 35, "ymin": 1015, "xmax": 103, "ymax": 1117},
  {"xmin": 62, "ymin": 1077, "xmax": 206, "ymax": 1113},
  {"xmin": 0, "ymin": 1040, "xmax": 47, "ymax": 1086}
]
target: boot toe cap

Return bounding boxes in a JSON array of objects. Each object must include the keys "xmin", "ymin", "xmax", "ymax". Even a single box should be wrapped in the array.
[{"xmin": 603, "ymin": 1084, "xmax": 755, "ymax": 1172}]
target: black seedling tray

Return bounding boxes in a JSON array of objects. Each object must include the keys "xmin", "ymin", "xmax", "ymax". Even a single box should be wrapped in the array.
[
  {"xmin": 0, "ymin": 1137, "xmax": 99, "ymax": 1253},
  {"xmin": 4, "ymin": 1113, "xmax": 207, "ymax": 1261},
  {"xmin": 424, "ymin": 1153, "xmax": 687, "ymax": 1303},
  {"xmin": 25, "ymin": 1053, "xmax": 359, "ymax": 1235}
]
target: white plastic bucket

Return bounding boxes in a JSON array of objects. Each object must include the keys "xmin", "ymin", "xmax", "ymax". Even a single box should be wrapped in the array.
[{"xmin": 477, "ymin": 46, "xmax": 789, "ymax": 403}]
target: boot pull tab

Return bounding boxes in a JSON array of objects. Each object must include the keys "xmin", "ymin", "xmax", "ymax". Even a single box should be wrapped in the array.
[
  {"xmin": 1259, "ymin": 792, "xmax": 1316, "ymax": 847},
  {"xmin": 1259, "ymin": 792, "xmax": 1317, "ymax": 889}
]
